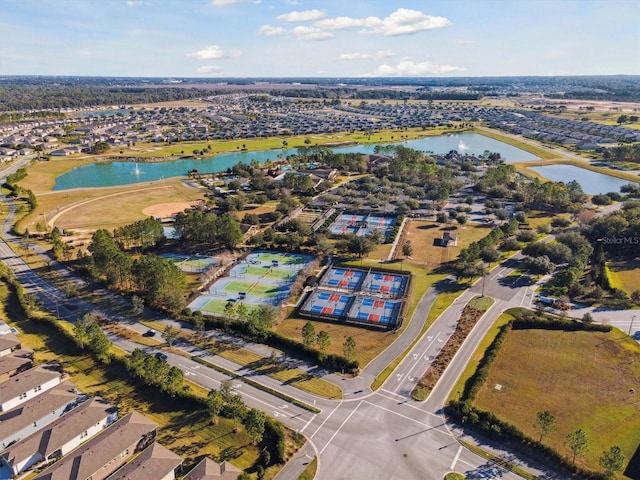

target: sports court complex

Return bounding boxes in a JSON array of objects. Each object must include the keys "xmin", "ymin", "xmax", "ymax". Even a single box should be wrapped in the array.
[
  {"xmin": 188, "ymin": 250, "xmax": 313, "ymax": 317},
  {"xmin": 329, "ymin": 213, "xmax": 397, "ymax": 240},
  {"xmin": 300, "ymin": 266, "xmax": 410, "ymax": 329}
]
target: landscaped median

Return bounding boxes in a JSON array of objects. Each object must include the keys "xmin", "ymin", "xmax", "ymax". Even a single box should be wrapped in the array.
[
  {"xmin": 411, "ymin": 295, "xmax": 494, "ymax": 401},
  {"xmin": 140, "ymin": 320, "xmax": 340, "ymax": 402}
]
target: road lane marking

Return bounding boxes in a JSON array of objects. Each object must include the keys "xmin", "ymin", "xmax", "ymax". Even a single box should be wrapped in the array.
[
  {"xmin": 364, "ymin": 401, "xmax": 451, "ymax": 432},
  {"xmin": 300, "ymin": 414, "xmax": 317, "ymax": 433},
  {"xmin": 319, "ymin": 401, "xmax": 362, "ymax": 455},
  {"xmin": 309, "ymin": 402, "xmax": 341, "ymax": 439},
  {"xmin": 450, "ymin": 445, "xmax": 463, "ymax": 470}
]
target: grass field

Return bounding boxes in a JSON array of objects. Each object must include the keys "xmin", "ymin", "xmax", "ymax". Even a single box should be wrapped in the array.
[
  {"xmin": 404, "ymin": 220, "xmax": 494, "ymax": 267},
  {"xmin": 473, "ymin": 327, "xmax": 640, "ymax": 475},
  {"xmin": 606, "ymin": 257, "xmax": 640, "ymax": 296},
  {"xmin": 21, "ymin": 179, "xmax": 203, "ymax": 234}
]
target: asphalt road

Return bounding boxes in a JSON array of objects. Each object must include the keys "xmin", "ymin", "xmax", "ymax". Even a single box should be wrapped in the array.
[{"xmin": 0, "ymin": 191, "xmax": 630, "ymax": 480}]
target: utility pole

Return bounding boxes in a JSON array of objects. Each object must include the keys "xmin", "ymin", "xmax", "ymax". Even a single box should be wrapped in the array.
[{"xmin": 630, "ymin": 315, "xmax": 637, "ymax": 336}]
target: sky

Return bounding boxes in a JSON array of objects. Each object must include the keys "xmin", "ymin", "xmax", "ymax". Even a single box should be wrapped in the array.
[{"xmin": 1, "ymin": 0, "xmax": 639, "ymax": 78}]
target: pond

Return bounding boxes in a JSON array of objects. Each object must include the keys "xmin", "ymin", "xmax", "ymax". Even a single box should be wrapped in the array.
[
  {"xmin": 528, "ymin": 164, "xmax": 632, "ymax": 194},
  {"xmin": 52, "ymin": 133, "xmax": 537, "ymax": 190}
]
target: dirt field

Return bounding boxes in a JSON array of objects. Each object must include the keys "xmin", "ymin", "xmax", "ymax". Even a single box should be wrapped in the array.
[
  {"xmin": 142, "ymin": 201, "xmax": 201, "ymax": 219},
  {"xmin": 473, "ymin": 328, "xmax": 640, "ymax": 474}
]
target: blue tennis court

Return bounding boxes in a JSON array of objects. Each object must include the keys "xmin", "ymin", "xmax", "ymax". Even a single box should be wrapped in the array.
[
  {"xmin": 329, "ymin": 212, "xmax": 397, "ymax": 240},
  {"xmin": 301, "ymin": 290, "xmax": 352, "ymax": 318},
  {"xmin": 320, "ymin": 267, "xmax": 365, "ymax": 291}
]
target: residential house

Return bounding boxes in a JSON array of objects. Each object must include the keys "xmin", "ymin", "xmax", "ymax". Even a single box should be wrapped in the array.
[
  {"xmin": 182, "ymin": 457, "xmax": 241, "ymax": 480},
  {"xmin": 106, "ymin": 442, "xmax": 183, "ymax": 480},
  {"xmin": 33, "ymin": 411, "xmax": 158, "ymax": 480},
  {"xmin": 0, "ymin": 353, "xmax": 31, "ymax": 383},
  {"xmin": 0, "ymin": 382, "xmax": 82, "ymax": 449},
  {"xmin": 0, "ymin": 333, "xmax": 21, "ymax": 357},
  {"xmin": 0, "ymin": 397, "xmax": 118, "ymax": 476},
  {"xmin": 0, "ymin": 363, "xmax": 62, "ymax": 412}
]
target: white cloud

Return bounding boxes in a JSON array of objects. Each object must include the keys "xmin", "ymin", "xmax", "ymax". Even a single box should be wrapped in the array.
[
  {"xmin": 126, "ymin": 1, "xmax": 150, "ymax": 6},
  {"xmin": 315, "ymin": 16, "xmax": 365, "ymax": 30},
  {"xmin": 455, "ymin": 38, "xmax": 474, "ymax": 45},
  {"xmin": 316, "ymin": 8, "xmax": 451, "ymax": 36},
  {"xmin": 293, "ymin": 26, "xmax": 333, "ymax": 41},
  {"xmin": 198, "ymin": 65, "xmax": 222, "ymax": 74},
  {"xmin": 376, "ymin": 60, "xmax": 465, "ymax": 76},
  {"xmin": 212, "ymin": 0, "xmax": 244, "ymax": 5},
  {"xmin": 277, "ymin": 9, "xmax": 325, "ymax": 22},
  {"xmin": 257, "ymin": 25, "xmax": 287, "ymax": 36},
  {"xmin": 339, "ymin": 50, "xmax": 393, "ymax": 60},
  {"xmin": 188, "ymin": 45, "xmax": 241, "ymax": 60}
]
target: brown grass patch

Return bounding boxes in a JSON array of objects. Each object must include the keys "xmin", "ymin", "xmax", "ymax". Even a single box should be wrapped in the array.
[
  {"xmin": 275, "ymin": 317, "xmax": 400, "ymax": 367},
  {"xmin": 607, "ymin": 256, "xmax": 640, "ymax": 296},
  {"xmin": 473, "ymin": 328, "xmax": 640, "ymax": 473},
  {"xmin": 403, "ymin": 220, "xmax": 494, "ymax": 267},
  {"xmin": 23, "ymin": 181, "xmax": 203, "ymax": 233},
  {"xmin": 142, "ymin": 201, "xmax": 201, "ymax": 218}
]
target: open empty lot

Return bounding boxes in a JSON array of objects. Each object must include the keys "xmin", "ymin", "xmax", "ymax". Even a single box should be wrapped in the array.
[{"xmin": 473, "ymin": 327, "xmax": 640, "ymax": 476}]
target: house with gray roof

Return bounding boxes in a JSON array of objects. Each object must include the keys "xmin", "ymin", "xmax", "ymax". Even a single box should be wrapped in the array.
[
  {"xmin": 0, "ymin": 333, "xmax": 21, "ymax": 357},
  {"xmin": 0, "ymin": 381, "xmax": 82, "ymax": 449},
  {"xmin": 0, "ymin": 397, "xmax": 118, "ymax": 476},
  {"xmin": 0, "ymin": 364, "xmax": 62, "ymax": 412},
  {"xmin": 33, "ymin": 411, "xmax": 158, "ymax": 480},
  {"xmin": 0, "ymin": 353, "xmax": 31, "ymax": 383},
  {"xmin": 106, "ymin": 442, "xmax": 183, "ymax": 480},
  {"xmin": 182, "ymin": 458, "xmax": 242, "ymax": 480}
]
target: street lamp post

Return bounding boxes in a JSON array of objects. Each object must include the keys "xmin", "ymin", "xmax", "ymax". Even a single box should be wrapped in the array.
[{"xmin": 630, "ymin": 315, "xmax": 637, "ymax": 336}]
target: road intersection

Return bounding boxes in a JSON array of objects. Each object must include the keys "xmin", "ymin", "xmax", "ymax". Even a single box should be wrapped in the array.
[{"xmin": 0, "ymin": 189, "xmax": 636, "ymax": 479}]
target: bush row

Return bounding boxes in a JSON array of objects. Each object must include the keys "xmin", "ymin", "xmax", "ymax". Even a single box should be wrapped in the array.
[
  {"xmin": 386, "ymin": 214, "xmax": 406, "ymax": 244},
  {"xmin": 451, "ymin": 311, "xmax": 615, "ymax": 480},
  {"xmin": 445, "ymin": 401, "xmax": 605, "ymax": 480}
]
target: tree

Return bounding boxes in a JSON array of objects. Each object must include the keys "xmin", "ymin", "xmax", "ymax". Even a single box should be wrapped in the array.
[
  {"xmin": 226, "ymin": 393, "xmax": 245, "ymax": 432},
  {"xmin": 582, "ymin": 312, "xmax": 594, "ymax": 324},
  {"xmin": 206, "ymin": 389, "xmax": 224, "ymax": 424},
  {"xmin": 163, "ymin": 366, "xmax": 184, "ymax": 396},
  {"xmin": 224, "ymin": 301, "xmax": 237, "ymax": 321},
  {"xmin": 317, "ymin": 330, "xmax": 331, "ymax": 357},
  {"xmin": 192, "ymin": 314, "xmax": 205, "ymax": 336},
  {"xmin": 220, "ymin": 379, "xmax": 235, "ymax": 402},
  {"xmin": 402, "ymin": 240, "xmax": 413, "ymax": 258},
  {"xmin": 631, "ymin": 290, "xmax": 640, "ymax": 304},
  {"xmin": 131, "ymin": 295, "xmax": 144, "ymax": 315},
  {"xmin": 343, "ymin": 336, "xmax": 356, "ymax": 362},
  {"xmin": 162, "ymin": 325, "xmax": 178, "ymax": 348},
  {"xmin": 245, "ymin": 408, "xmax": 267, "ymax": 444},
  {"xmin": 302, "ymin": 321, "xmax": 316, "ymax": 348},
  {"xmin": 599, "ymin": 446, "xmax": 625, "ymax": 478},
  {"xmin": 533, "ymin": 410, "xmax": 556, "ymax": 442},
  {"xmin": 566, "ymin": 428, "xmax": 589, "ymax": 464}
]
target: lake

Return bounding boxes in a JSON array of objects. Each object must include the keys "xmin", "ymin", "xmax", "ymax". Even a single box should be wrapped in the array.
[
  {"xmin": 528, "ymin": 164, "xmax": 631, "ymax": 194},
  {"xmin": 53, "ymin": 133, "xmax": 537, "ymax": 190}
]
